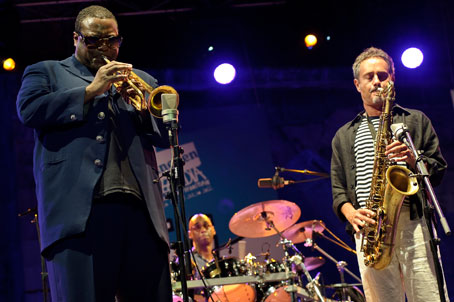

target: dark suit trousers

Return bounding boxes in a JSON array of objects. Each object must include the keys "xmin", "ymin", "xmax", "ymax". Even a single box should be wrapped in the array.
[{"xmin": 44, "ymin": 194, "xmax": 172, "ymax": 302}]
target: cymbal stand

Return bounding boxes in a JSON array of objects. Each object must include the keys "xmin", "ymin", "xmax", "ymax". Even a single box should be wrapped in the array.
[
  {"xmin": 263, "ymin": 212, "xmax": 325, "ymax": 302},
  {"xmin": 305, "ymin": 235, "xmax": 361, "ymax": 302},
  {"xmin": 306, "ymin": 232, "xmax": 361, "ymax": 283}
]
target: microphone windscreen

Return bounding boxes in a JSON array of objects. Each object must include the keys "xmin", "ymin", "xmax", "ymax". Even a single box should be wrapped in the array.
[
  {"xmin": 257, "ymin": 178, "xmax": 273, "ymax": 188},
  {"xmin": 161, "ymin": 93, "xmax": 178, "ymax": 110},
  {"xmin": 390, "ymin": 123, "xmax": 406, "ymax": 141}
]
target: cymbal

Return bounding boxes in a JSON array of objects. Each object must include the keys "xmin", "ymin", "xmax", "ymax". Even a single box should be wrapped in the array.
[
  {"xmin": 229, "ymin": 200, "xmax": 301, "ymax": 238},
  {"xmin": 282, "ymin": 220, "xmax": 325, "ymax": 245},
  {"xmin": 291, "ymin": 256, "xmax": 325, "ymax": 272},
  {"xmin": 303, "ymin": 256, "xmax": 325, "ymax": 271}
]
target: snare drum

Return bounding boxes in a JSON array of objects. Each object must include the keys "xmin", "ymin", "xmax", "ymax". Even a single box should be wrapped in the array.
[{"xmin": 202, "ymin": 257, "xmax": 255, "ymax": 302}]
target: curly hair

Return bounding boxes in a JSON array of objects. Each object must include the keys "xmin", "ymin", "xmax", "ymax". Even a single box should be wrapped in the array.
[
  {"xmin": 75, "ymin": 5, "xmax": 117, "ymax": 33},
  {"xmin": 352, "ymin": 47, "xmax": 395, "ymax": 80}
]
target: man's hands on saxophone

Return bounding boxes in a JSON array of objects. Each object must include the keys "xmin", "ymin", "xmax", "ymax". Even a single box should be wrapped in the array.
[
  {"xmin": 341, "ymin": 139, "xmax": 416, "ymax": 233},
  {"xmin": 341, "ymin": 203, "xmax": 376, "ymax": 233},
  {"xmin": 385, "ymin": 141, "xmax": 417, "ymax": 169}
]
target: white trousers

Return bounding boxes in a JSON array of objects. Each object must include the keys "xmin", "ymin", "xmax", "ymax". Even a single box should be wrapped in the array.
[{"xmin": 355, "ymin": 206, "xmax": 450, "ymax": 302}]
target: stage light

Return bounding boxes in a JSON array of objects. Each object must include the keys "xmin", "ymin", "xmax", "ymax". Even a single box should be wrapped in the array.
[
  {"xmin": 304, "ymin": 34, "xmax": 317, "ymax": 49},
  {"xmin": 213, "ymin": 63, "xmax": 236, "ymax": 85},
  {"xmin": 208, "ymin": 46, "xmax": 214, "ymax": 52},
  {"xmin": 401, "ymin": 48, "xmax": 424, "ymax": 69},
  {"xmin": 3, "ymin": 58, "xmax": 15, "ymax": 71}
]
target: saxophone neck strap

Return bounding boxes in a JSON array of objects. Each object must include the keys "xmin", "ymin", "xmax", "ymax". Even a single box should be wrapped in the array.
[{"xmin": 365, "ymin": 113, "xmax": 378, "ymax": 140}]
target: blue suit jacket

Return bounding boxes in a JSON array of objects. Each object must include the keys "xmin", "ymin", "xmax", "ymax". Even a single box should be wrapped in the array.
[{"xmin": 16, "ymin": 55, "xmax": 170, "ymax": 252}]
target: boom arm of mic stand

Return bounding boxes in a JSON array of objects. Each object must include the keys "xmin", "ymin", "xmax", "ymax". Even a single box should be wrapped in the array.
[{"xmin": 277, "ymin": 167, "xmax": 330, "ymax": 178}]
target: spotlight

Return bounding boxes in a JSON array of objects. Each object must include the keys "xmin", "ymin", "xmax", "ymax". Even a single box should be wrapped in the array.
[
  {"xmin": 401, "ymin": 48, "xmax": 423, "ymax": 69},
  {"xmin": 213, "ymin": 63, "xmax": 236, "ymax": 85},
  {"xmin": 304, "ymin": 34, "xmax": 317, "ymax": 49},
  {"xmin": 3, "ymin": 58, "xmax": 15, "ymax": 71}
]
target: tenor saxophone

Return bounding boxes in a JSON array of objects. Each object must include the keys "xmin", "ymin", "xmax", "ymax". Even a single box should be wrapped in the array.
[{"xmin": 361, "ymin": 81, "xmax": 419, "ymax": 270}]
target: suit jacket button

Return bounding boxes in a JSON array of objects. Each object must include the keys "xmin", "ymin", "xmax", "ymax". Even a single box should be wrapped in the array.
[
  {"xmin": 98, "ymin": 112, "xmax": 105, "ymax": 120},
  {"xmin": 94, "ymin": 159, "xmax": 103, "ymax": 167},
  {"xmin": 96, "ymin": 135, "xmax": 104, "ymax": 142},
  {"xmin": 70, "ymin": 114, "xmax": 77, "ymax": 121}
]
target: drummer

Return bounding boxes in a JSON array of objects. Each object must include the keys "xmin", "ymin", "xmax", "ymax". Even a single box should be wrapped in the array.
[
  {"xmin": 186, "ymin": 213, "xmax": 217, "ymax": 302},
  {"xmin": 188, "ymin": 213, "xmax": 217, "ymax": 275}
]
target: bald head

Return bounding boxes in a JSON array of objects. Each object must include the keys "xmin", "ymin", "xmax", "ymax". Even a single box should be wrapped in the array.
[{"xmin": 188, "ymin": 214, "xmax": 216, "ymax": 249}]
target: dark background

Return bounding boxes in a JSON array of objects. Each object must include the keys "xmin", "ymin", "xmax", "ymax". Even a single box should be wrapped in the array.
[{"xmin": 1, "ymin": 0, "xmax": 453, "ymax": 301}]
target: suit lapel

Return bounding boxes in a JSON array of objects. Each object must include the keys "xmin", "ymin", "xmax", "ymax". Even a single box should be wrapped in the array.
[{"xmin": 60, "ymin": 55, "xmax": 95, "ymax": 83}]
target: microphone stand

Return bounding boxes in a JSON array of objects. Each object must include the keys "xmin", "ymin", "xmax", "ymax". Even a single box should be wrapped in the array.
[
  {"xmin": 394, "ymin": 124, "xmax": 450, "ymax": 302},
  {"xmin": 18, "ymin": 209, "xmax": 50, "ymax": 302},
  {"xmin": 162, "ymin": 95, "xmax": 191, "ymax": 302}
]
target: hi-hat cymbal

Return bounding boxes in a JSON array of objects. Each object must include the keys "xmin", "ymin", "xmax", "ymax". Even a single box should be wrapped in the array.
[
  {"xmin": 282, "ymin": 220, "xmax": 325, "ymax": 245},
  {"xmin": 229, "ymin": 200, "xmax": 301, "ymax": 238}
]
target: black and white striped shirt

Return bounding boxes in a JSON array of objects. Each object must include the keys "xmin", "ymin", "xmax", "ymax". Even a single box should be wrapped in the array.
[
  {"xmin": 354, "ymin": 115, "xmax": 409, "ymax": 208},
  {"xmin": 354, "ymin": 116, "xmax": 379, "ymax": 208}
]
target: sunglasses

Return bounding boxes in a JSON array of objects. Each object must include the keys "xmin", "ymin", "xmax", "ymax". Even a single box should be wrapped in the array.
[{"xmin": 77, "ymin": 32, "xmax": 123, "ymax": 48}]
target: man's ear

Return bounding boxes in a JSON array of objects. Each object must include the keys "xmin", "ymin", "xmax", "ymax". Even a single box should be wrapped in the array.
[
  {"xmin": 73, "ymin": 32, "xmax": 79, "ymax": 47},
  {"xmin": 354, "ymin": 78, "xmax": 361, "ymax": 93}
]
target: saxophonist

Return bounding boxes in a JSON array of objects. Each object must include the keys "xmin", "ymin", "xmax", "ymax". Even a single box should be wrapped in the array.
[
  {"xmin": 330, "ymin": 47, "xmax": 449, "ymax": 302},
  {"xmin": 16, "ymin": 5, "xmax": 172, "ymax": 302}
]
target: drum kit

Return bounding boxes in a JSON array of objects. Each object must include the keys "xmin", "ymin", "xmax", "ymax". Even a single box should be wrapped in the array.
[{"xmin": 172, "ymin": 199, "xmax": 365, "ymax": 302}]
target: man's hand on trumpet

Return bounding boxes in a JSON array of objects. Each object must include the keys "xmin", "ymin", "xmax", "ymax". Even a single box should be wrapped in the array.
[{"xmin": 84, "ymin": 59, "xmax": 132, "ymax": 103}]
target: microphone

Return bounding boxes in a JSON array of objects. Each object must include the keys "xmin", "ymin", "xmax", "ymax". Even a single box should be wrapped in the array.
[
  {"xmin": 390, "ymin": 123, "xmax": 409, "ymax": 145},
  {"xmin": 161, "ymin": 93, "xmax": 179, "ymax": 124},
  {"xmin": 257, "ymin": 173, "xmax": 294, "ymax": 190}
]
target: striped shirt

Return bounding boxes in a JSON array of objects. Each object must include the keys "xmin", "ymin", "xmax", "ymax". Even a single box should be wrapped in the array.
[
  {"xmin": 354, "ymin": 116, "xmax": 379, "ymax": 208},
  {"xmin": 354, "ymin": 115, "xmax": 409, "ymax": 208}
]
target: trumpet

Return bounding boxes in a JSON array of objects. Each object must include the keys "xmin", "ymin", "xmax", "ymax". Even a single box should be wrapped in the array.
[{"xmin": 102, "ymin": 56, "xmax": 178, "ymax": 118}]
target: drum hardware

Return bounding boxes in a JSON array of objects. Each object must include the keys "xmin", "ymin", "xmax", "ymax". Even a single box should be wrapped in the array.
[
  {"xmin": 292, "ymin": 221, "xmax": 363, "ymax": 302},
  {"xmin": 303, "ymin": 235, "xmax": 360, "ymax": 284},
  {"xmin": 298, "ymin": 256, "xmax": 325, "ymax": 272},
  {"xmin": 277, "ymin": 238, "xmax": 326, "ymax": 302},
  {"xmin": 171, "ymin": 271, "xmax": 297, "ymax": 291},
  {"xmin": 228, "ymin": 200, "xmax": 325, "ymax": 301}
]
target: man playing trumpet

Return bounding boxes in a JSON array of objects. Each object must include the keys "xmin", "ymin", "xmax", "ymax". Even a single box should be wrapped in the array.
[{"xmin": 17, "ymin": 5, "xmax": 172, "ymax": 301}]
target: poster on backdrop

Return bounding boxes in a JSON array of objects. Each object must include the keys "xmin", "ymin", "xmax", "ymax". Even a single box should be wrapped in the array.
[
  {"xmin": 156, "ymin": 142, "xmax": 214, "ymax": 204},
  {"xmin": 155, "ymin": 105, "xmax": 279, "ymax": 247}
]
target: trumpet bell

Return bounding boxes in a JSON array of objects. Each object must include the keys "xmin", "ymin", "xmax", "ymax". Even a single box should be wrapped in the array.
[{"xmin": 147, "ymin": 85, "xmax": 179, "ymax": 118}]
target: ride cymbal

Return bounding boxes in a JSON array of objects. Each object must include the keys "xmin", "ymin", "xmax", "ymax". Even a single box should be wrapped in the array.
[
  {"xmin": 282, "ymin": 220, "xmax": 325, "ymax": 245},
  {"xmin": 229, "ymin": 200, "xmax": 301, "ymax": 238}
]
